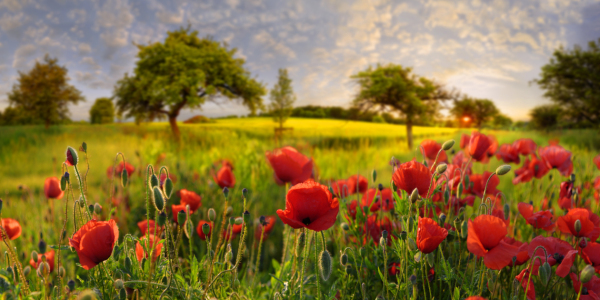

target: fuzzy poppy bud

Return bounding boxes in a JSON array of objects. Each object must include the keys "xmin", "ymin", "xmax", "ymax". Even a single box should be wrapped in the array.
[
  {"xmin": 539, "ymin": 262, "xmax": 551, "ymax": 284},
  {"xmin": 436, "ymin": 163, "xmax": 447, "ymax": 174},
  {"xmin": 38, "ymin": 240, "xmax": 47, "ymax": 254},
  {"xmin": 31, "ymin": 251, "xmax": 39, "ymax": 263},
  {"xmin": 319, "ymin": 250, "xmax": 332, "ymax": 281},
  {"xmin": 439, "ymin": 213, "xmax": 447, "ymax": 227},
  {"xmin": 243, "ymin": 211, "xmax": 250, "ymax": 224},
  {"xmin": 410, "ymin": 188, "xmax": 419, "ymax": 204},
  {"xmin": 295, "ymin": 232, "xmax": 306, "ymax": 257},
  {"xmin": 464, "ymin": 174, "xmax": 470, "ymax": 187},
  {"xmin": 152, "ymin": 187, "xmax": 165, "ymax": 211},
  {"xmin": 223, "ymin": 187, "xmax": 229, "ymax": 199},
  {"xmin": 226, "ymin": 206, "xmax": 233, "ymax": 215},
  {"xmin": 372, "ymin": 170, "xmax": 377, "ymax": 182},
  {"xmin": 442, "ymin": 140, "xmax": 455, "ymax": 151},
  {"xmin": 157, "ymin": 212, "xmax": 167, "ymax": 226},
  {"xmin": 121, "ymin": 169, "xmax": 128, "ymax": 188},
  {"xmin": 114, "ymin": 279, "xmax": 124, "ymax": 290},
  {"xmin": 503, "ymin": 203, "xmax": 510, "ymax": 220},
  {"xmin": 202, "ymin": 223, "xmax": 210, "ymax": 236},
  {"xmin": 407, "ymin": 238, "xmax": 417, "ymax": 251},
  {"xmin": 67, "ymin": 279, "xmax": 75, "ymax": 291},
  {"xmin": 340, "ymin": 222, "xmax": 349, "ymax": 231},
  {"xmin": 208, "ymin": 208, "xmax": 216, "ymax": 221},
  {"xmin": 242, "ymin": 188, "xmax": 248, "ymax": 199},
  {"xmin": 495, "ymin": 165, "xmax": 511, "ymax": 176},
  {"xmin": 400, "ymin": 231, "xmax": 407, "ymax": 240},
  {"xmin": 61, "ymin": 172, "xmax": 69, "ymax": 191},
  {"xmin": 23, "ymin": 266, "xmax": 30, "ymax": 277},
  {"xmin": 225, "ymin": 249, "xmax": 233, "ymax": 263},
  {"xmin": 457, "ymin": 183, "xmax": 464, "ymax": 199},
  {"xmin": 581, "ymin": 265, "xmax": 595, "ymax": 284},
  {"xmin": 81, "ymin": 142, "xmax": 87, "ymax": 153},
  {"xmin": 59, "ymin": 266, "xmax": 66, "ymax": 277},
  {"xmin": 150, "ymin": 174, "xmax": 159, "ymax": 189},
  {"xmin": 119, "ymin": 288, "xmax": 127, "ymax": 300},
  {"xmin": 234, "ymin": 217, "xmax": 243, "ymax": 225},
  {"xmin": 163, "ymin": 178, "xmax": 173, "ymax": 199},
  {"xmin": 460, "ymin": 221, "xmax": 468, "ymax": 239},
  {"xmin": 259, "ymin": 215, "xmax": 267, "ymax": 225},
  {"xmin": 575, "ymin": 219, "xmax": 582, "ymax": 234},
  {"xmin": 340, "ymin": 253, "xmax": 348, "ymax": 265},
  {"xmin": 177, "ymin": 210, "xmax": 186, "ymax": 226},
  {"xmin": 443, "ymin": 189, "xmax": 450, "ymax": 204},
  {"xmin": 66, "ymin": 146, "xmax": 78, "ymax": 166},
  {"xmin": 94, "ymin": 203, "xmax": 102, "ymax": 215}
]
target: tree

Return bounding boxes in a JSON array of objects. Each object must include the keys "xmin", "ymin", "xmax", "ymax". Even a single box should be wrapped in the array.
[
  {"xmin": 269, "ymin": 68, "xmax": 296, "ymax": 129},
  {"xmin": 534, "ymin": 38, "xmax": 600, "ymax": 127},
  {"xmin": 491, "ymin": 114, "xmax": 512, "ymax": 129},
  {"xmin": 90, "ymin": 98, "xmax": 115, "ymax": 124},
  {"xmin": 114, "ymin": 27, "xmax": 266, "ymax": 138},
  {"xmin": 351, "ymin": 64, "xmax": 452, "ymax": 149},
  {"xmin": 530, "ymin": 104, "xmax": 563, "ymax": 132},
  {"xmin": 450, "ymin": 97, "xmax": 499, "ymax": 130},
  {"xmin": 7, "ymin": 55, "xmax": 84, "ymax": 127}
]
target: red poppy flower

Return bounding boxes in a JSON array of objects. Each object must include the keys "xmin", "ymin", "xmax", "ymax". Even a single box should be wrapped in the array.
[
  {"xmin": 469, "ymin": 171, "xmax": 500, "ymax": 197},
  {"xmin": 213, "ymin": 165, "xmax": 235, "ymax": 188},
  {"xmin": 539, "ymin": 145, "xmax": 573, "ymax": 176},
  {"xmin": 331, "ymin": 180, "xmax": 349, "ymax": 198},
  {"xmin": 347, "ymin": 175, "xmax": 368, "ymax": 195},
  {"xmin": 388, "ymin": 262, "xmax": 402, "ymax": 276},
  {"xmin": 595, "ymin": 155, "xmax": 600, "ymax": 170},
  {"xmin": 179, "ymin": 189, "xmax": 202, "ymax": 211},
  {"xmin": 218, "ymin": 159, "xmax": 234, "ymax": 170},
  {"xmin": 44, "ymin": 177, "xmax": 64, "ymax": 199},
  {"xmin": 571, "ymin": 273, "xmax": 600, "ymax": 300},
  {"xmin": 223, "ymin": 223, "xmax": 244, "ymax": 241},
  {"xmin": 135, "ymin": 234, "xmax": 162, "ymax": 263},
  {"xmin": 528, "ymin": 235, "xmax": 577, "ymax": 277},
  {"xmin": 347, "ymin": 200, "xmax": 358, "ymax": 220},
  {"xmin": 518, "ymin": 202, "xmax": 555, "ymax": 231},
  {"xmin": 276, "ymin": 181, "xmax": 339, "ymax": 232},
  {"xmin": 503, "ymin": 237, "xmax": 529, "ymax": 266},
  {"xmin": 516, "ymin": 269, "xmax": 535, "ymax": 300},
  {"xmin": 420, "ymin": 139, "xmax": 448, "ymax": 167},
  {"xmin": 557, "ymin": 208, "xmax": 600, "ymax": 240},
  {"xmin": 496, "ymin": 144, "xmax": 520, "ymax": 164},
  {"xmin": 196, "ymin": 220, "xmax": 213, "ymax": 240},
  {"xmin": 255, "ymin": 215, "xmax": 277, "ymax": 239},
  {"xmin": 137, "ymin": 220, "xmax": 163, "ymax": 236},
  {"xmin": 265, "ymin": 146, "xmax": 313, "ymax": 185},
  {"xmin": 365, "ymin": 215, "xmax": 400, "ymax": 246},
  {"xmin": 487, "ymin": 135, "xmax": 498, "ymax": 157},
  {"xmin": 439, "ymin": 164, "xmax": 464, "ymax": 191},
  {"xmin": 467, "ymin": 215, "xmax": 519, "ymax": 270},
  {"xmin": 558, "ymin": 181, "xmax": 579, "ymax": 210},
  {"xmin": 392, "ymin": 160, "xmax": 432, "ymax": 197},
  {"xmin": 30, "ymin": 250, "xmax": 55, "ymax": 272},
  {"xmin": 491, "ymin": 206, "xmax": 510, "ymax": 227},
  {"xmin": 460, "ymin": 134, "xmax": 470, "ymax": 149},
  {"xmin": 106, "ymin": 162, "xmax": 135, "ymax": 178},
  {"xmin": 69, "ymin": 219, "xmax": 119, "ymax": 270},
  {"xmin": 171, "ymin": 203, "xmax": 196, "ymax": 224},
  {"xmin": 513, "ymin": 139, "xmax": 537, "ymax": 156},
  {"xmin": 1, "ymin": 218, "xmax": 21, "ymax": 240},
  {"xmin": 582, "ymin": 242, "xmax": 600, "ymax": 274},
  {"xmin": 512, "ymin": 165, "xmax": 533, "ymax": 185},
  {"xmin": 416, "ymin": 217, "xmax": 448, "ymax": 254},
  {"xmin": 361, "ymin": 188, "xmax": 395, "ymax": 212},
  {"xmin": 468, "ymin": 132, "xmax": 492, "ymax": 162},
  {"xmin": 465, "ymin": 297, "xmax": 488, "ymax": 300},
  {"xmin": 452, "ymin": 151, "xmax": 472, "ymax": 170}
]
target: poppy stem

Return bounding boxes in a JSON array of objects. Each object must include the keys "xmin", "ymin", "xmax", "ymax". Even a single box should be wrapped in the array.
[
  {"xmin": 253, "ymin": 227, "xmax": 265, "ymax": 285},
  {"xmin": 299, "ymin": 228, "xmax": 309, "ymax": 299},
  {"xmin": 314, "ymin": 230, "xmax": 321, "ymax": 300},
  {"xmin": 73, "ymin": 164, "xmax": 92, "ymax": 222}
]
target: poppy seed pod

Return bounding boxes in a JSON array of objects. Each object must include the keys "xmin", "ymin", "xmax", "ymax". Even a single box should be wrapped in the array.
[
  {"xmin": 163, "ymin": 178, "xmax": 173, "ymax": 199},
  {"xmin": 295, "ymin": 232, "xmax": 306, "ymax": 257},
  {"xmin": 157, "ymin": 212, "xmax": 167, "ymax": 226},
  {"xmin": 243, "ymin": 211, "xmax": 250, "ymax": 224},
  {"xmin": 570, "ymin": 173, "xmax": 576, "ymax": 183},
  {"xmin": 177, "ymin": 210, "xmax": 186, "ymax": 226},
  {"xmin": 208, "ymin": 208, "xmax": 216, "ymax": 221},
  {"xmin": 31, "ymin": 251, "xmax": 38, "ymax": 263},
  {"xmin": 495, "ymin": 165, "xmax": 511, "ymax": 176},
  {"xmin": 372, "ymin": 169, "xmax": 377, "ymax": 182},
  {"xmin": 229, "ymin": 217, "xmax": 235, "ymax": 225},
  {"xmin": 152, "ymin": 187, "xmax": 165, "ymax": 211},
  {"xmin": 67, "ymin": 279, "xmax": 75, "ymax": 291},
  {"xmin": 242, "ymin": 188, "xmax": 248, "ymax": 199},
  {"xmin": 439, "ymin": 213, "xmax": 447, "ymax": 227},
  {"xmin": 150, "ymin": 174, "xmax": 159, "ymax": 189},
  {"xmin": 223, "ymin": 187, "xmax": 230, "ymax": 199},
  {"xmin": 226, "ymin": 206, "xmax": 233, "ymax": 215},
  {"xmin": 60, "ymin": 172, "xmax": 69, "ymax": 191},
  {"xmin": 379, "ymin": 237, "xmax": 386, "ymax": 247},
  {"xmin": 121, "ymin": 169, "xmax": 128, "ymax": 188},
  {"xmin": 66, "ymin": 146, "xmax": 78, "ymax": 166},
  {"xmin": 378, "ymin": 183, "xmax": 384, "ymax": 191},
  {"xmin": 319, "ymin": 250, "xmax": 332, "ymax": 281},
  {"xmin": 436, "ymin": 164, "xmax": 447, "ymax": 174},
  {"xmin": 202, "ymin": 223, "xmax": 210, "ymax": 235},
  {"xmin": 340, "ymin": 222, "xmax": 349, "ymax": 231},
  {"xmin": 38, "ymin": 240, "xmax": 46, "ymax": 254},
  {"xmin": 382, "ymin": 230, "xmax": 389, "ymax": 239},
  {"xmin": 442, "ymin": 140, "xmax": 455, "ymax": 151},
  {"xmin": 410, "ymin": 188, "xmax": 419, "ymax": 204},
  {"xmin": 400, "ymin": 231, "xmax": 407, "ymax": 240},
  {"xmin": 94, "ymin": 203, "xmax": 102, "ymax": 215},
  {"xmin": 23, "ymin": 266, "xmax": 30, "ymax": 277},
  {"xmin": 234, "ymin": 217, "xmax": 243, "ymax": 225},
  {"xmin": 581, "ymin": 264, "xmax": 595, "ymax": 283},
  {"xmin": 88, "ymin": 204, "xmax": 94, "ymax": 215},
  {"xmin": 575, "ymin": 219, "xmax": 582, "ymax": 234}
]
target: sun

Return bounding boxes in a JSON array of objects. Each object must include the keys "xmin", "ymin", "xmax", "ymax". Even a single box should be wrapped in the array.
[{"xmin": 462, "ymin": 116, "xmax": 471, "ymax": 122}]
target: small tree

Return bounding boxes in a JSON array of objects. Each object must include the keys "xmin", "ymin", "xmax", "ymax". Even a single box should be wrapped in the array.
[
  {"xmin": 90, "ymin": 98, "xmax": 115, "ymax": 124},
  {"xmin": 7, "ymin": 55, "xmax": 84, "ymax": 127},
  {"xmin": 269, "ymin": 68, "xmax": 296, "ymax": 129},
  {"xmin": 450, "ymin": 97, "xmax": 499, "ymax": 130},
  {"xmin": 352, "ymin": 64, "xmax": 452, "ymax": 149},
  {"xmin": 491, "ymin": 114, "xmax": 513, "ymax": 129},
  {"xmin": 530, "ymin": 104, "xmax": 563, "ymax": 132}
]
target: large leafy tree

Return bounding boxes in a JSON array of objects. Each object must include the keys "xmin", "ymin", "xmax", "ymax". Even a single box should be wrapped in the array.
[
  {"xmin": 7, "ymin": 55, "xmax": 84, "ymax": 127},
  {"xmin": 114, "ymin": 28, "xmax": 266, "ymax": 138},
  {"xmin": 450, "ymin": 97, "xmax": 499, "ymax": 130},
  {"xmin": 90, "ymin": 97, "xmax": 115, "ymax": 124},
  {"xmin": 269, "ymin": 68, "xmax": 296, "ymax": 129},
  {"xmin": 530, "ymin": 104, "xmax": 563, "ymax": 132},
  {"xmin": 352, "ymin": 64, "xmax": 453, "ymax": 149},
  {"xmin": 534, "ymin": 38, "xmax": 600, "ymax": 127}
]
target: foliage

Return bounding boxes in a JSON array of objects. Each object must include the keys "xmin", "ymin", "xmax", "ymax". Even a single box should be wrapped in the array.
[
  {"xmin": 529, "ymin": 104, "xmax": 563, "ymax": 131},
  {"xmin": 89, "ymin": 98, "xmax": 115, "ymax": 124},
  {"xmin": 534, "ymin": 38, "xmax": 600, "ymax": 127},
  {"xmin": 269, "ymin": 68, "xmax": 296, "ymax": 129},
  {"xmin": 113, "ymin": 27, "xmax": 266, "ymax": 138},
  {"xmin": 450, "ymin": 97, "xmax": 499, "ymax": 129},
  {"xmin": 490, "ymin": 113, "xmax": 512, "ymax": 129},
  {"xmin": 5, "ymin": 55, "xmax": 84, "ymax": 127}
]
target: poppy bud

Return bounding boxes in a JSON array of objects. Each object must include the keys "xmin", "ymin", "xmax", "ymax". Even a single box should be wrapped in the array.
[
  {"xmin": 94, "ymin": 203, "xmax": 102, "ymax": 215},
  {"xmin": 243, "ymin": 211, "xmax": 250, "ymax": 224},
  {"xmin": 340, "ymin": 222, "xmax": 349, "ymax": 231},
  {"xmin": 296, "ymin": 232, "xmax": 306, "ymax": 257},
  {"xmin": 152, "ymin": 187, "xmax": 165, "ymax": 211},
  {"xmin": 88, "ymin": 204, "xmax": 95, "ymax": 215},
  {"xmin": 503, "ymin": 204, "xmax": 510, "ymax": 220},
  {"xmin": 226, "ymin": 206, "xmax": 233, "ymax": 215},
  {"xmin": 23, "ymin": 265, "xmax": 30, "ymax": 277},
  {"xmin": 361, "ymin": 282, "xmax": 367, "ymax": 296},
  {"xmin": 163, "ymin": 178, "xmax": 173, "ymax": 199},
  {"xmin": 121, "ymin": 169, "xmax": 128, "ymax": 188},
  {"xmin": 119, "ymin": 288, "xmax": 127, "ymax": 300},
  {"xmin": 229, "ymin": 217, "xmax": 235, "ymax": 225},
  {"xmin": 31, "ymin": 251, "xmax": 38, "ymax": 263},
  {"xmin": 372, "ymin": 170, "xmax": 377, "ymax": 182},
  {"xmin": 495, "ymin": 165, "xmax": 511, "ymax": 176},
  {"xmin": 443, "ymin": 189, "xmax": 450, "ymax": 204},
  {"xmin": 81, "ymin": 142, "xmax": 87, "ymax": 153},
  {"xmin": 59, "ymin": 266, "xmax": 66, "ymax": 277},
  {"xmin": 410, "ymin": 188, "xmax": 419, "ymax": 204},
  {"xmin": 426, "ymin": 252, "xmax": 435, "ymax": 266},
  {"xmin": 319, "ymin": 250, "xmax": 332, "ymax": 281},
  {"xmin": 208, "ymin": 208, "xmax": 216, "ymax": 221},
  {"xmin": 38, "ymin": 239, "xmax": 47, "ymax": 254},
  {"xmin": 442, "ymin": 140, "xmax": 455, "ymax": 151},
  {"xmin": 66, "ymin": 146, "xmax": 78, "ymax": 166},
  {"xmin": 202, "ymin": 223, "xmax": 210, "ymax": 236},
  {"xmin": 222, "ymin": 187, "xmax": 230, "ymax": 199},
  {"xmin": 234, "ymin": 217, "xmax": 243, "ymax": 225},
  {"xmin": 539, "ymin": 262, "xmax": 551, "ymax": 284},
  {"xmin": 61, "ymin": 172, "xmax": 69, "ymax": 191},
  {"xmin": 150, "ymin": 174, "xmax": 159, "ymax": 189},
  {"xmin": 460, "ymin": 221, "xmax": 468, "ymax": 239},
  {"xmin": 407, "ymin": 238, "xmax": 417, "ymax": 251},
  {"xmin": 242, "ymin": 188, "xmax": 248, "ymax": 199},
  {"xmin": 409, "ymin": 274, "xmax": 417, "ymax": 285},
  {"xmin": 575, "ymin": 219, "xmax": 582, "ymax": 234},
  {"xmin": 464, "ymin": 174, "xmax": 470, "ymax": 187},
  {"xmin": 225, "ymin": 249, "xmax": 232, "ymax": 263},
  {"xmin": 157, "ymin": 212, "xmax": 167, "ymax": 226},
  {"xmin": 177, "ymin": 210, "xmax": 186, "ymax": 226},
  {"xmin": 581, "ymin": 265, "xmax": 595, "ymax": 284},
  {"xmin": 436, "ymin": 164, "xmax": 447, "ymax": 174},
  {"xmin": 67, "ymin": 279, "xmax": 76, "ymax": 291},
  {"xmin": 376, "ymin": 183, "xmax": 383, "ymax": 192},
  {"xmin": 439, "ymin": 213, "xmax": 447, "ymax": 227},
  {"xmin": 570, "ymin": 173, "xmax": 576, "ymax": 183},
  {"xmin": 457, "ymin": 183, "xmax": 463, "ymax": 199},
  {"xmin": 340, "ymin": 253, "xmax": 348, "ymax": 265},
  {"xmin": 400, "ymin": 231, "xmax": 407, "ymax": 240}
]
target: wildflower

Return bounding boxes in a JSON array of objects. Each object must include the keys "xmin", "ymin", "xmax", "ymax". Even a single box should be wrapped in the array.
[
  {"xmin": 539, "ymin": 145, "xmax": 573, "ymax": 176},
  {"xmin": 528, "ymin": 236, "xmax": 577, "ymax": 277},
  {"xmin": 196, "ymin": 220, "xmax": 213, "ymax": 240},
  {"xmin": 361, "ymin": 188, "xmax": 395, "ymax": 212},
  {"xmin": 255, "ymin": 215, "xmax": 276, "ymax": 239},
  {"xmin": 265, "ymin": 146, "xmax": 313, "ymax": 185},
  {"xmin": 44, "ymin": 177, "xmax": 64, "ymax": 199},
  {"xmin": 1, "ymin": 218, "xmax": 21, "ymax": 240},
  {"xmin": 391, "ymin": 159, "xmax": 432, "ymax": 197},
  {"xmin": 515, "ymin": 269, "xmax": 535, "ymax": 300},
  {"xmin": 581, "ymin": 242, "xmax": 600, "ymax": 274},
  {"xmin": 517, "ymin": 202, "xmax": 555, "ymax": 231},
  {"xmin": 557, "ymin": 208, "xmax": 600, "ymax": 240},
  {"xmin": 179, "ymin": 189, "xmax": 202, "ymax": 211},
  {"xmin": 106, "ymin": 162, "xmax": 135, "ymax": 178},
  {"xmin": 135, "ymin": 234, "xmax": 162, "ymax": 263},
  {"xmin": 69, "ymin": 219, "xmax": 119, "ymax": 270},
  {"xmin": 416, "ymin": 217, "xmax": 448, "ymax": 254},
  {"xmin": 347, "ymin": 175, "xmax": 368, "ymax": 195},
  {"xmin": 467, "ymin": 215, "xmax": 519, "ymax": 270},
  {"xmin": 137, "ymin": 220, "xmax": 163, "ymax": 236},
  {"xmin": 277, "ymin": 181, "xmax": 339, "ymax": 232},
  {"xmin": 213, "ymin": 164, "xmax": 236, "ymax": 188},
  {"xmin": 468, "ymin": 132, "xmax": 492, "ymax": 162},
  {"xmin": 496, "ymin": 144, "xmax": 520, "ymax": 164},
  {"xmin": 513, "ymin": 138, "xmax": 537, "ymax": 156}
]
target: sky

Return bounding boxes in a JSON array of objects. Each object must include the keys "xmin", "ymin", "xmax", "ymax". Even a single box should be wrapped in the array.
[{"xmin": 0, "ymin": 0, "xmax": 599, "ymax": 122}]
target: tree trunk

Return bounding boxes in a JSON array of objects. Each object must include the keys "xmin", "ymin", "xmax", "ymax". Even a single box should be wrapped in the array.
[
  {"xmin": 169, "ymin": 116, "xmax": 180, "ymax": 140},
  {"xmin": 406, "ymin": 120, "xmax": 413, "ymax": 150}
]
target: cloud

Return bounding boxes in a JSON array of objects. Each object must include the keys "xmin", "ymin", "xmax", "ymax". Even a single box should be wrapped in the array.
[
  {"xmin": 253, "ymin": 30, "xmax": 296, "ymax": 59},
  {"xmin": 0, "ymin": 12, "xmax": 24, "ymax": 37},
  {"xmin": 68, "ymin": 9, "xmax": 87, "ymax": 24},
  {"xmin": 82, "ymin": 57, "xmax": 101, "ymax": 70},
  {"xmin": 12, "ymin": 44, "xmax": 36, "ymax": 69},
  {"xmin": 95, "ymin": 0, "xmax": 135, "ymax": 57},
  {"xmin": 156, "ymin": 8, "xmax": 185, "ymax": 24},
  {"xmin": 78, "ymin": 43, "xmax": 91, "ymax": 53},
  {"xmin": 0, "ymin": 0, "xmax": 30, "ymax": 12}
]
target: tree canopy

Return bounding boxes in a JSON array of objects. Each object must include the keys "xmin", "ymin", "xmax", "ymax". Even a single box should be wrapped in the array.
[
  {"xmin": 450, "ymin": 97, "xmax": 499, "ymax": 129},
  {"xmin": 90, "ymin": 97, "xmax": 115, "ymax": 124},
  {"xmin": 534, "ymin": 38, "xmax": 600, "ymax": 127},
  {"xmin": 269, "ymin": 68, "xmax": 295, "ymax": 129},
  {"xmin": 351, "ymin": 64, "xmax": 453, "ymax": 149},
  {"xmin": 530, "ymin": 104, "xmax": 563, "ymax": 131},
  {"xmin": 6, "ymin": 55, "xmax": 83, "ymax": 127},
  {"xmin": 114, "ymin": 27, "xmax": 266, "ymax": 138}
]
